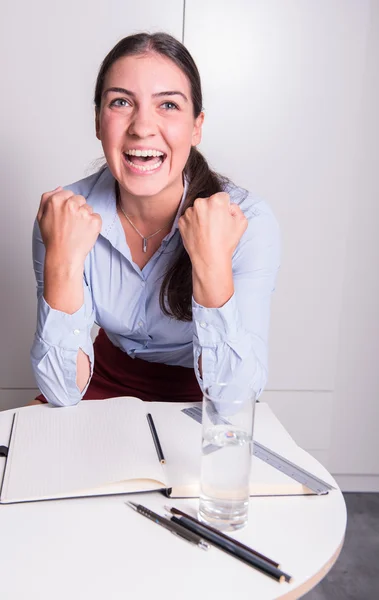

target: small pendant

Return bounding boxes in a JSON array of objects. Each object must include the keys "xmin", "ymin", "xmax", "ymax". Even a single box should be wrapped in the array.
[{"xmin": 143, "ymin": 238, "xmax": 147, "ymax": 253}]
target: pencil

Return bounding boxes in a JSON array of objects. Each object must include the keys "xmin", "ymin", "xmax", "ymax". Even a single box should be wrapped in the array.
[
  {"xmin": 170, "ymin": 514, "xmax": 291, "ymax": 583},
  {"xmin": 165, "ymin": 508, "xmax": 292, "ymax": 583},
  {"xmin": 146, "ymin": 413, "xmax": 165, "ymax": 464},
  {"xmin": 165, "ymin": 506, "xmax": 281, "ymax": 568},
  {"xmin": 125, "ymin": 502, "xmax": 209, "ymax": 550}
]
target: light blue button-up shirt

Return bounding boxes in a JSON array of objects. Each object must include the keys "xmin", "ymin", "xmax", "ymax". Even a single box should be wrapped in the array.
[{"xmin": 31, "ymin": 166, "xmax": 280, "ymax": 407}]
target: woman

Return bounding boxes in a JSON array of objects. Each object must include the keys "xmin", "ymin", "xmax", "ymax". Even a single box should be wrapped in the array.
[{"xmin": 31, "ymin": 32, "xmax": 280, "ymax": 407}]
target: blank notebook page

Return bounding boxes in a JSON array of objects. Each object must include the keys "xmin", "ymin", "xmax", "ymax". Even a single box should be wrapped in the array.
[
  {"xmin": 2, "ymin": 397, "xmax": 164, "ymax": 502},
  {"xmin": 150, "ymin": 402, "xmax": 202, "ymax": 492}
]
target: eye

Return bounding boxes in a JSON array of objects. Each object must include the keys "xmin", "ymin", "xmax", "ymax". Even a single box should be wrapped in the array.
[
  {"xmin": 161, "ymin": 101, "xmax": 179, "ymax": 110},
  {"xmin": 109, "ymin": 98, "xmax": 130, "ymax": 108}
]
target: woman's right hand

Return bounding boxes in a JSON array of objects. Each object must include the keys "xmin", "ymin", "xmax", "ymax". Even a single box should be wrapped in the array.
[{"xmin": 37, "ymin": 186, "xmax": 102, "ymax": 268}]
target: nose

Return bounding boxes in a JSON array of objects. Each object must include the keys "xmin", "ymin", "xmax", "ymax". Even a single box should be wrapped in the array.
[{"xmin": 127, "ymin": 105, "xmax": 157, "ymax": 139}]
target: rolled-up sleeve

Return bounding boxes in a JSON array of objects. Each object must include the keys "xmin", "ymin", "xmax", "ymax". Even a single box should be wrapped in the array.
[
  {"xmin": 30, "ymin": 220, "xmax": 95, "ymax": 406},
  {"xmin": 192, "ymin": 200, "xmax": 280, "ymax": 397}
]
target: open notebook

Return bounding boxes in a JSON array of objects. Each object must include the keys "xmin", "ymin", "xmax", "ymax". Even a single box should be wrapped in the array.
[{"xmin": 0, "ymin": 397, "xmax": 314, "ymax": 504}]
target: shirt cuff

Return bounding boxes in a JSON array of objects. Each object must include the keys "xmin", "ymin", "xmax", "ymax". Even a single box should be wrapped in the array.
[
  {"xmin": 37, "ymin": 296, "xmax": 94, "ymax": 350},
  {"xmin": 192, "ymin": 294, "xmax": 241, "ymax": 347}
]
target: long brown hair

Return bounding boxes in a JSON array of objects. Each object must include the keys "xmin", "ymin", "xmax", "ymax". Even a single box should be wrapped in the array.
[{"xmin": 94, "ymin": 32, "xmax": 230, "ymax": 321}]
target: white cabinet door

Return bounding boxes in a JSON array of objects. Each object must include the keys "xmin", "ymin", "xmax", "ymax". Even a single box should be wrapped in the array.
[
  {"xmin": 184, "ymin": 0, "xmax": 370, "ymax": 391},
  {"xmin": 329, "ymin": 0, "xmax": 379, "ymax": 477}
]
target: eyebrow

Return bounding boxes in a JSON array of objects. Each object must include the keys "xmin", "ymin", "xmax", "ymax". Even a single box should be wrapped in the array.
[{"xmin": 103, "ymin": 87, "xmax": 188, "ymax": 102}]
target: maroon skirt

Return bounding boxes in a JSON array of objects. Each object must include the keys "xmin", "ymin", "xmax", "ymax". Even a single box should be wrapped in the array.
[{"xmin": 36, "ymin": 328, "xmax": 202, "ymax": 403}]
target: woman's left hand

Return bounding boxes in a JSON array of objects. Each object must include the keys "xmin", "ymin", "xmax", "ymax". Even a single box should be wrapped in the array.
[
  {"xmin": 178, "ymin": 192, "xmax": 248, "ymax": 308},
  {"xmin": 178, "ymin": 192, "xmax": 248, "ymax": 271}
]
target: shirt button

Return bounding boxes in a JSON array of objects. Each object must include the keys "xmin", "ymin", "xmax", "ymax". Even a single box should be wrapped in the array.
[
  {"xmin": 73, "ymin": 329, "xmax": 80, "ymax": 335},
  {"xmin": 141, "ymin": 281, "xmax": 146, "ymax": 287},
  {"xmin": 199, "ymin": 321, "xmax": 207, "ymax": 329},
  {"xmin": 138, "ymin": 320, "xmax": 143, "ymax": 327}
]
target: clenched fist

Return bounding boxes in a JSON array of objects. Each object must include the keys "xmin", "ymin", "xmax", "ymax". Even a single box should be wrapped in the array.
[
  {"xmin": 178, "ymin": 192, "xmax": 248, "ymax": 270},
  {"xmin": 178, "ymin": 192, "xmax": 248, "ymax": 308},
  {"xmin": 38, "ymin": 186, "xmax": 102, "ymax": 268}
]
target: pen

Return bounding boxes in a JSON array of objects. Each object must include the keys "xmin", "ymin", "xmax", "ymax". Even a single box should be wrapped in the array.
[
  {"xmin": 165, "ymin": 506, "xmax": 281, "ymax": 568},
  {"xmin": 146, "ymin": 413, "xmax": 165, "ymax": 464},
  {"xmin": 164, "ymin": 507, "xmax": 292, "ymax": 583},
  {"xmin": 125, "ymin": 502, "xmax": 210, "ymax": 550}
]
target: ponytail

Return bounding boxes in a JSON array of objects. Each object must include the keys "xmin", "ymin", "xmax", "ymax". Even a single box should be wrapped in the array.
[{"xmin": 159, "ymin": 147, "xmax": 230, "ymax": 321}]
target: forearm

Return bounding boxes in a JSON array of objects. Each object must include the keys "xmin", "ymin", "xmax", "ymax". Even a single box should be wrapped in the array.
[
  {"xmin": 192, "ymin": 260, "xmax": 233, "ymax": 380},
  {"xmin": 192, "ymin": 259, "xmax": 234, "ymax": 308},
  {"xmin": 188, "ymin": 196, "xmax": 280, "ymax": 400},
  {"xmin": 43, "ymin": 253, "xmax": 84, "ymax": 314},
  {"xmin": 43, "ymin": 254, "xmax": 91, "ymax": 391}
]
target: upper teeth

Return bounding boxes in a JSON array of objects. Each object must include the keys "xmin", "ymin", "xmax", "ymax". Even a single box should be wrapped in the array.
[{"xmin": 125, "ymin": 149, "xmax": 164, "ymax": 157}]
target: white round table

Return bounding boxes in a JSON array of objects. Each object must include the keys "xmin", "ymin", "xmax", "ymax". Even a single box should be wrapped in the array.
[{"xmin": 0, "ymin": 452, "xmax": 346, "ymax": 600}]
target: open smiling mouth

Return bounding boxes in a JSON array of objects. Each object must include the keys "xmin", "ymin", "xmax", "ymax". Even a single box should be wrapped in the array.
[{"xmin": 123, "ymin": 149, "xmax": 167, "ymax": 173}]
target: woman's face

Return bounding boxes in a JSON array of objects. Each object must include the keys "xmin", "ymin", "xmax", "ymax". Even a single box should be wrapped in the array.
[{"xmin": 96, "ymin": 53, "xmax": 204, "ymax": 199}]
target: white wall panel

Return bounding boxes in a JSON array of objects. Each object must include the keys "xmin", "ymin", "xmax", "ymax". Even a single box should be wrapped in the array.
[
  {"xmin": 261, "ymin": 391, "xmax": 333, "ymax": 451},
  {"xmin": 328, "ymin": 0, "xmax": 379, "ymax": 475},
  {"xmin": 185, "ymin": 0, "xmax": 370, "ymax": 390},
  {"xmin": 0, "ymin": 1, "xmax": 183, "ymax": 396},
  {"xmin": 333, "ymin": 476, "xmax": 379, "ymax": 493},
  {"xmin": 0, "ymin": 390, "xmax": 39, "ymax": 412}
]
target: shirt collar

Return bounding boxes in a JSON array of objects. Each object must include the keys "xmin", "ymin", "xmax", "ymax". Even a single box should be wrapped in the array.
[{"xmin": 86, "ymin": 166, "xmax": 189, "ymax": 242}]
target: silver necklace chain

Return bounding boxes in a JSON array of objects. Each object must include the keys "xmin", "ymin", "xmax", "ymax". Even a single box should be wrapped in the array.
[{"xmin": 118, "ymin": 198, "xmax": 171, "ymax": 254}]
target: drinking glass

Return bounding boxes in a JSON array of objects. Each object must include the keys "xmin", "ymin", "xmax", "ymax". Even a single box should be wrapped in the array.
[{"xmin": 198, "ymin": 382, "xmax": 256, "ymax": 531}]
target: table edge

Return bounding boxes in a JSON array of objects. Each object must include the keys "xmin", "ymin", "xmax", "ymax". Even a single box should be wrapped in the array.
[{"xmin": 276, "ymin": 537, "xmax": 345, "ymax": 600}]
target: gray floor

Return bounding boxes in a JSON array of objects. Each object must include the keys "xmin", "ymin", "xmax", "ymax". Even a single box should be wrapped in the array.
[{"xmin": 304, "ymin": 493, "xmax": 379, "ymax": 599}]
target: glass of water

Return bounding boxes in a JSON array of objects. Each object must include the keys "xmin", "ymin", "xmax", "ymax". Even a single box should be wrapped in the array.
[{"xmin": 198, "ymin": 382, "xmax": 256, "ymax": 531}]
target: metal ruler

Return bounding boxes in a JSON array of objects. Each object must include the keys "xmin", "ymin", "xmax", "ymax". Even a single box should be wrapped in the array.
[{"xmin": 182, "ymin": 406, "xmax": 334, "ymax": 495}]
